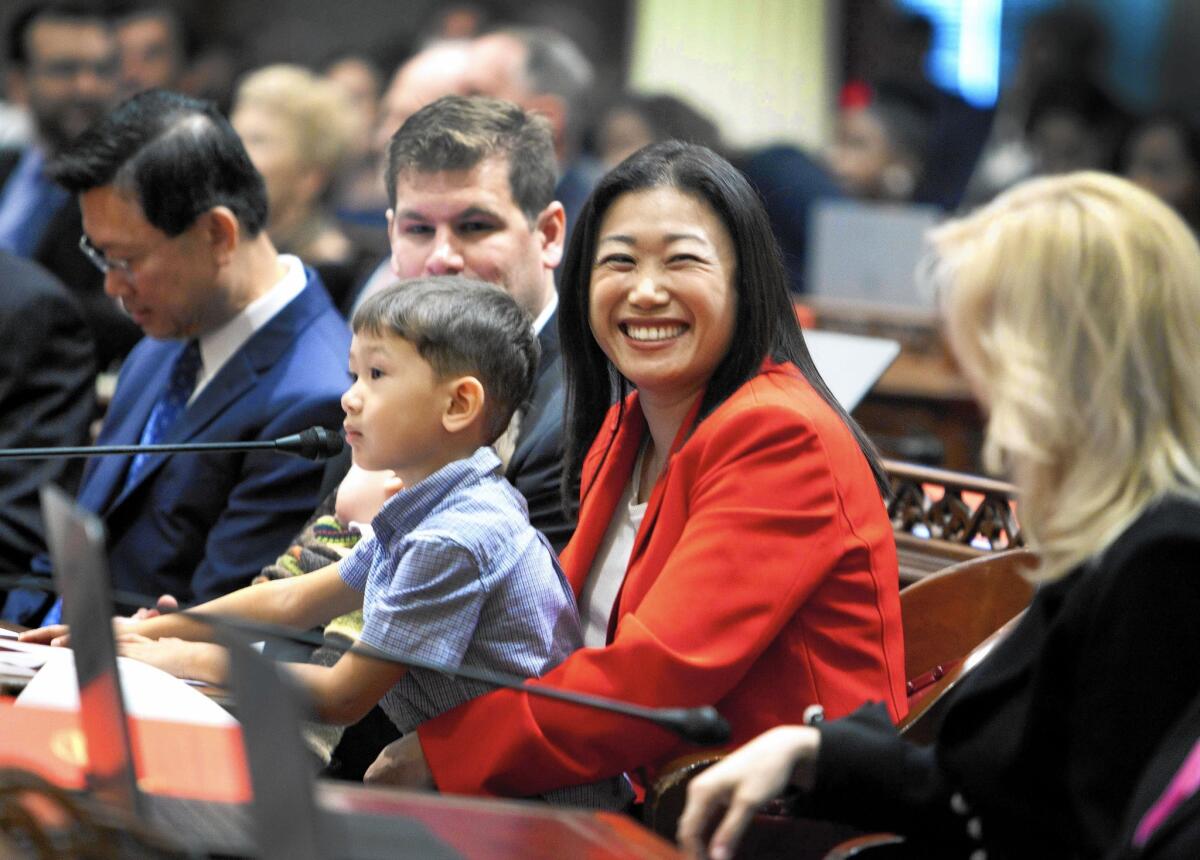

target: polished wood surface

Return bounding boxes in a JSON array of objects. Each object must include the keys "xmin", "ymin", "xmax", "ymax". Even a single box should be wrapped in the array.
[
  {"xmin": 321, "ymin": 782, "xmax": 684, "ymax": 859},
  {"xmin": 0, "ymin": 699, "xmax": 681, "ymax": 858},
  {"xmin": 807, "ymin": 301, "xmax": 986, "ymax": 472}
]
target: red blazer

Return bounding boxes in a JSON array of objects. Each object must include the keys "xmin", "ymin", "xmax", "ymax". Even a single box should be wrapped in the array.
[{"xmin": 419, "ymin": 360, "xmax": 907, "ymax": 797}]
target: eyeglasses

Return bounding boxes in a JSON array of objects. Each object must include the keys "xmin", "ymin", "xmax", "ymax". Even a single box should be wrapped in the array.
[
  {"xmin": 78, "ymin": 235, "xmax": 134, "ymax": 276},
  {"xmin": 32, "ymin": 57, "xmax": 118, "ymax": 82}
]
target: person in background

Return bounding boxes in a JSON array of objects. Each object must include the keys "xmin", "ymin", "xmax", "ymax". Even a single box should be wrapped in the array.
[
  {"xmin": 467, "ymin": 26, "xmax": 601, "ymax": 229},
  {"xmin": 828, "ymin": 81, "xmax": 933, "ymax": 203},
  {"xmin": 322, "ymin": 50, "xmax": 386, "ymax": 254},
  {"xmin": 678, "ymin": 172, "xmax": 1200, "ymax": 860},
  {"xmin": 1024, "ymin": 78, "xmax": 1127, "ymax": 178},
  {"xmin": 112, "ymin": 2, "xmax": 188, "ymax": 98},
  {"xmin": 962, "ymin": 6, "xmax": 1113, "ymax": 205},
  {"xmin": 364, "ymin": 141, "xmax": 905, "ymax": 803},
  {"xmin": 231, "ymin": 64, "xmax": 369, "ymax": 309},
  {"xmin": 1121, "ymin": 112, "xmax": 1200, "ymax": 232},
  {"xmin": 337, "ymin": 39, "xmax": 474, "ymax": 302},
  {"xmin": 597, "ymin": 92, "xmax": 723, "ymax": 169},
  {"xmin": 0, "ymin": 2, "xmax": 136, "ymax": 368},
  {"xmin": 1, "ymin": 89, "xmax": 350, "ymax": 625},
  {"xmin": 0, "ymin": 251, "xmax": 95, "ymax": 580}
]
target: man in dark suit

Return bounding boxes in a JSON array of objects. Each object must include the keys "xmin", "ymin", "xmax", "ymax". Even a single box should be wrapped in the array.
[
  {"xmin": 0, "ymin": 251, "xmax": 95, "ymax": 578},
  {"xmin": 0, "ymin": 3, "xmax": 140, "ymax": 368},
  {"xmin": 351, "ymin": 94, "xmax": 573, "ymax": 550},
  {"xmin": 1, "ymin": 90, "xmax": 350, "ymax": 625},
  {"xmin": 466, "ymin": 27, "xmax": 603, "ymax": 234}
]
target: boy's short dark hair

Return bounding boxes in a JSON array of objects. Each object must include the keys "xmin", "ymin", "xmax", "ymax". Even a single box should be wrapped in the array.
[
  {"xmin": 352, "ymin": 277, "xmax": 540, "ymax": 442},
  {"xmin": 49, "ymin": 89, "xmax": 268, "ymax": 237},
  {"xmin": 385, "ymin": 95, "xmax": 556, "ymax": 222}
]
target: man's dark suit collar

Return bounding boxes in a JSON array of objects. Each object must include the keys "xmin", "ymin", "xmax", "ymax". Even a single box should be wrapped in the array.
[{"xmin": 94, "ymin": 268, "xmax": 334, "ymax": 509}]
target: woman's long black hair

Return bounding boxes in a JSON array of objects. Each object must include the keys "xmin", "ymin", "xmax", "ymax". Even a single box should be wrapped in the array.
[{"xmin": 558, "ymin": 141, "xmax": 890, "ymax": 509}]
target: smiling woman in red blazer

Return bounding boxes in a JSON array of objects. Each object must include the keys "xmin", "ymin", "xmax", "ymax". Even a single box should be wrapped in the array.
[{"xmin": 366, "ymin": 141, "xmax": 907, "ymax": 799}]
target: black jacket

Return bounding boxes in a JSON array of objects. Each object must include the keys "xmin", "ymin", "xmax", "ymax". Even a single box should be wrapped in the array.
[
  {"xmin": 811, "ymin": 496, "xmax": 1200, "ymax": 858},
  {"xmin": 0, "ymin": 149, "xmax": 141, "ymax": 369}
]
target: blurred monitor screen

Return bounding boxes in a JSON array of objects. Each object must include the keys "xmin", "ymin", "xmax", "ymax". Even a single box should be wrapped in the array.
[{"xmin": 807, "ymin": 198, "xmax": 941, "ymax": 311}]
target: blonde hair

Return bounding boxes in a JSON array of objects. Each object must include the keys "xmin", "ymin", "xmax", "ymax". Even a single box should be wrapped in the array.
[
  {"xmin": 233, "ymin": 64, "xmax": 356, "ymax": 177},
  {"xmin": 930, "ymin": 171, "xmax": 1200, "ymax": 580}
]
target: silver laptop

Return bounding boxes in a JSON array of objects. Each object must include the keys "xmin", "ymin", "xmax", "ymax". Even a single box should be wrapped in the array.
[{"xmin": 807, "ymin": 198, "xmax": 941, "ymax": 311}]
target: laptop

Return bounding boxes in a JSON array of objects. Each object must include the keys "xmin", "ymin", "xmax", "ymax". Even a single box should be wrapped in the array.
[
  {"xmin": 39, "ymin": 484, "xmax": 459, "ymax": 859},
  {"xmin": 803, "ymin": 328, "xmax": 900, "ymax": 412},
  {"xmin": 806, "ymin": 198, "xmax": 942, "ymax": 311}
]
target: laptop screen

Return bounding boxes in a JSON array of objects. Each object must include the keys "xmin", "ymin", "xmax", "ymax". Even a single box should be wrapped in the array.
[{"xmin": 39, "ymin": 484, "xmax": 142, "ymax": 815}]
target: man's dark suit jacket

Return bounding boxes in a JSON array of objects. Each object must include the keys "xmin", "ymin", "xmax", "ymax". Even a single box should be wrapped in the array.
[
  {"xmin": 0, "ymin": 251, "xmax": 95, "ymax": 576},
  {"xmin": 2, "ymin": 269, "xmax": 351, "ymax": 623},
  {"xmin": 0, "ymin": 150, "xmax": 142, "ymax": 369},
  {"xmin": 508, "ymin": 309, "xmax": 571, "ymax": 551}
]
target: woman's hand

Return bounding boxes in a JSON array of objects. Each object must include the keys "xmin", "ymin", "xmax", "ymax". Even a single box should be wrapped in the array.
[
  {"xmin": 677, "ymin": 725, "xmax": 820, "ymax": 860},
  {"xmin": 363, "ymin": 734, "xmax": 435, "ymax": 789}
]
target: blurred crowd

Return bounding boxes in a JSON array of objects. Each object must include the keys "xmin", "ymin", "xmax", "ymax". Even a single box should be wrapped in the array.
[{"xmin": 3, "ymin": 0, "xmax": 1198, "ymax": 365}]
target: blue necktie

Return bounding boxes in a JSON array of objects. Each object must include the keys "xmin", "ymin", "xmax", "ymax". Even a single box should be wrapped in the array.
[
  {"xmin": 124, "ymin": 340, "xmax": 202, "ymax": 491},
  {"xmin": 42, "ymin": 343, "xmax": 201, "ymax": 628}
]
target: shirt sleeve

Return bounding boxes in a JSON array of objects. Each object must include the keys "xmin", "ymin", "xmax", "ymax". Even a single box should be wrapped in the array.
[
  {"xmin": 338, "ymin": 533, "xmax": 377, "ymax": 591},
  {"xmin": 356, "ymin": 536, "xmax": 486, "ymax": 669}
]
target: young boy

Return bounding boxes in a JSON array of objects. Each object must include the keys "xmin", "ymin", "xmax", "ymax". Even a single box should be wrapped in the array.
[{"xmin": 57, "ymin": 278, "xmax": 630, "ymax": 809}]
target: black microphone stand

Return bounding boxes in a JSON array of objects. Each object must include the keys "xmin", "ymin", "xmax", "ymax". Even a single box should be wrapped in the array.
[{"xmin": 0, "ymin": 427, "xmax": 344, "ymax": 461}]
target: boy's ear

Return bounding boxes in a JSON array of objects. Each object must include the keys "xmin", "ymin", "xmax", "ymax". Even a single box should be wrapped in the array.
[{"xmin": 442, "ymin": 375, "xmax": 486, "ymax": 435}]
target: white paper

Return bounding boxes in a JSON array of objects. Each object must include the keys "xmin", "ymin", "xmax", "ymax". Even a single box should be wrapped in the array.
[
  {"xmin": 0, "ymin": 638, "xmax": 59, "ymax": 672},
  {"xmin": 15, "ymin": 650, "xmax": 237, "ymax": 728},
  {"xmin": 0, "ymin": 627, "xmax": 19, "ymax": 638}
]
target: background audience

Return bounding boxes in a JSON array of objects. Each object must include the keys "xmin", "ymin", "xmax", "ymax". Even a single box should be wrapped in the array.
[{"xmin": 231, "ymin": 63, "xmax": 369, "ymax": 308}]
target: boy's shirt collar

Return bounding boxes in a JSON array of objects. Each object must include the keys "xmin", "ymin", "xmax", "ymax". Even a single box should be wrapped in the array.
[{"xmin": 370, "ymin": 446, "xmax": 503, "ymax": 544}]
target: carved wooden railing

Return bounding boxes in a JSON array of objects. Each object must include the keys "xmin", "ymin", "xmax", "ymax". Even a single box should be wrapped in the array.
[{"xmin": 884, "ymin": 459, "xmax": 1024, "ymax": 585}]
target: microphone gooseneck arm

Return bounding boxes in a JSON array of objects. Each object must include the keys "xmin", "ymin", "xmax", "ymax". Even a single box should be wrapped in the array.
[
  {"xmin": 0, "ymin": 426, "xmax": 344, "ymax": 461},
  {"xmin": 1, "ymin": 574, "xmax": 731, "ymax": 747}
]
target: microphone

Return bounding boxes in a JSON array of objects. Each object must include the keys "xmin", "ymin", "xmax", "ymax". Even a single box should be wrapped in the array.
[
  {"xmin": 3, "ymin": 575, "xmax": 731, "ymax": 747},
  {"xmin": 211, "ymin": 612, "xmax": 733, "ymax": 747},
  {"xmin": 0, "ymin": 426, "xmax": 344, "ymax": 461}
]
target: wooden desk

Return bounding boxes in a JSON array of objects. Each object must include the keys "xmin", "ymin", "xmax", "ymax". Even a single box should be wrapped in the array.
[
  {"xmin": 805, "ymin": 301, "xmax": 985, "ymax": 472},
  {"xmin": 0, "ymin": 700, "xmax": 683, "ymax": 859},
  {"xmin": 321, "ymin": 783, "xmax": 683, "ymax": 859}
]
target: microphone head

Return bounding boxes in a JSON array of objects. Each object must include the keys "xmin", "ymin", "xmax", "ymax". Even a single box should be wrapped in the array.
[
  {"xmin": 276, "ymin": 427, "xmax": 344, "ymax": 460},
  {"xmin": 659, "ymin": 706, "xmax": 732, "ymax": 746}
]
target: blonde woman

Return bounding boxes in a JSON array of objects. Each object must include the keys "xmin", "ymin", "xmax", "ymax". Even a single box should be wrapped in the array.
[
  {"xmin": 232, "ymin": 64, "xmax": 367, "ymax": 306},
  {"xmin": 678, "ymin": 172, "xmax": 1200, "ymax": 860}
]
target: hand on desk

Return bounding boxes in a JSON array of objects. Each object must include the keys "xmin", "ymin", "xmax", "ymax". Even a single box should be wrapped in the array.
[
  {"xmin": 19, "ymin": 595, "xmax": 176, "ymax": 647},
  {"xmin": 676, "ymin": 725, "xmax": 820, "ymax": 860},
  {"xmin": 116, "ymin": 633, "xmax": 228, "ymax": 685},
  {"xmin": 364, "ymin": 733, "xmax": 435, "ymax": 789}
]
